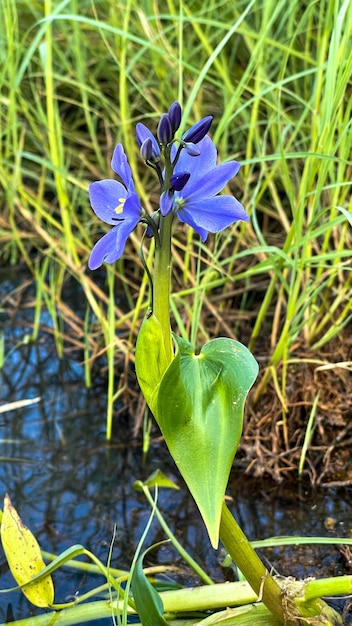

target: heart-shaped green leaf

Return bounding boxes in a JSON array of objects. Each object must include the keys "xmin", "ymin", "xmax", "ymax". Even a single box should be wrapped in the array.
[{"xmin": 154, "ymin": 336, "xmax": 258, "ymax": 548}]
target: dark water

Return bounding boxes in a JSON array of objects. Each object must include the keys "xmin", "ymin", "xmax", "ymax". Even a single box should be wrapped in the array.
[{"xmin": 1, "ymin": 273, "xmax": 352, "ymax": 624}]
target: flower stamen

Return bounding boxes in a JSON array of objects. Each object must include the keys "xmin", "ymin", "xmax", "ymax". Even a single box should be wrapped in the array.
[
  {"xmin": 174, "ymin": 197, "xmax": 185, "ymax": 210},
  {"xmin": 115, "ymin": 198, "xmax": 126, "ymax": 214}
]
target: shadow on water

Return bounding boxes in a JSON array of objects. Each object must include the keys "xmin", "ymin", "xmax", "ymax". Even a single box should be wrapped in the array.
[{"xmin": 1, "ymin": 271, "xmax": 352, "ymax": 623}]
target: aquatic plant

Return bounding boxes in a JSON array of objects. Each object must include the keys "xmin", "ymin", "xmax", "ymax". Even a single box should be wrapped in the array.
[
  {"xmin": 2, "ymin": 103, "xmax": 351, "ymax": 626},
  {"xmin": 1, "ymin": 0, "xmax": 351, "ymax": 622},
  {"xmin": 1, "ymin": 0, "xmax": 351, "ymax": 473}
]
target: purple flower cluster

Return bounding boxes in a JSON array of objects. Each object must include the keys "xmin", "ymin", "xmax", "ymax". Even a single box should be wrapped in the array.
[{"xmin": 88, "ymin": 102, "xmax": 249, "ymax": 270}]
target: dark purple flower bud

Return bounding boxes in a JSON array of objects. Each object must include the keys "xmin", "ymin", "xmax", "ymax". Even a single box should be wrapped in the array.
[
  {"xmin": 182, "ymin": 142, "xmax": 201, "ymax": 156},
  {"xmin": 160, "ymin": 190, "xmax": 174, "ymax": 217},
  {"xmin": 182, "ymin": 115, "xmax": 213, "ymax": 144},
  {"xmin": 170, "ymin": 171, "xmax": 190, "ymax": 191},
  {"xmin": 168, "ymin": 101, "xmax": 182, "ymax": 132},
  {"xmin": 140, "ymin": 137, "xmax": 153, "ymax": 161},
  {"xmin": 157, "ymin": 114, "xmax": 173, "ymax": 144},
  {"xmin": 136, "ymin": 123, "xmax": 160, "ymax": 161}
]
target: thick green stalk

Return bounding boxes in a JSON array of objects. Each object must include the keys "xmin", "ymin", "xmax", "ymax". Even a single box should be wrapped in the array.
[
  {"xmin": 220, "ymin": 503, "xmax": 287, "ymax": 624},
  {"xmin": 152, "ymin": 211, "xmax": 173, "ymax": 364},
  {"xmin": 219, "ymin": 504, "xmax": 344, "ymax": 625}
]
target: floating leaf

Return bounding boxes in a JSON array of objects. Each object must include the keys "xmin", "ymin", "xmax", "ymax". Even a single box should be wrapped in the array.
[
  {"xmin": 155, "ymin": 336, "xmax": 258, "ymax": 548},
  {"xmin": 0, "ymin": 494, "xmax": 54, "ymax": 607}
]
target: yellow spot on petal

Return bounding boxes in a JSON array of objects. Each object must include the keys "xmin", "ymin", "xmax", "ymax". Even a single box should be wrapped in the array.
[{"xmin": 115, "ymin": 198, "xmax": 126, "ymax": 214}]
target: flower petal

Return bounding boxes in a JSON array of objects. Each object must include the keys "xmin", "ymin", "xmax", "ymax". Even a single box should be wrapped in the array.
[
  {"xmin": 122, "ymin": 191, "xmax": 143, "ymax": 219},
  {"xmin": 173, "ymin": 135, "xmax": 217, "ymax": 182},
  {"xmin": 88, "ymin": 227, "xmax": 121, "ymax": 269},
  {"xmin": 184, "ymin": 161, "xmax": 241, "ymax": 199},
  {"xmin": 89, "ymin": 180, "xmax": 128, "ymax": 224},
  {"xmin": 177, "ymin": 195, "xmax": 249, "ymax": 235},
  {"xmin": 88, "ymin": 204, "xmax": 141, "ymax": 270},
  {"xmin": 176, "ymin": 210, "xmax": 208, "ymax": 242},
  {"xmin": 111, "ymin": 144, "xmax": 134, "ymax": 191}
]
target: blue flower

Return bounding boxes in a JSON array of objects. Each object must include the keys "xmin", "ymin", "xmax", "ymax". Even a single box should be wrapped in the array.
[
  {"xmin": 88, "ymin": 144, "xmax": 142, "ymax": 270},
  {"xmin": 171, "ymin": 136, "xmax": 249, "ymax": 241}
]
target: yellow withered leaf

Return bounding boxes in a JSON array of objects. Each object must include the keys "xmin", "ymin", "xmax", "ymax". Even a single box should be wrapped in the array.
[{"xmin": 1, "ymin": 494, "xmax": 54, "ymax": 607}]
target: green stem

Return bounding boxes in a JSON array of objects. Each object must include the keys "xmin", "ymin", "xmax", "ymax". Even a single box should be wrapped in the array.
[
  {"xmin": 304, "ymin": 575, "xmax": 352, "ymax": 601},
  {"xmin": 220, "ymin": 503, "xmax": 286, "ymax": 624},
  {"xmin": 220, "ymin": 505, "xmax": 344, "ymax": 625},
  {"xmin": 152, "ymin": 211, "xmax": 173, "ymax": 363}
]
